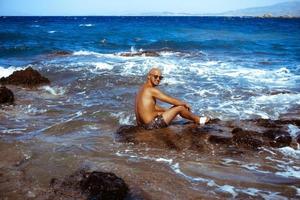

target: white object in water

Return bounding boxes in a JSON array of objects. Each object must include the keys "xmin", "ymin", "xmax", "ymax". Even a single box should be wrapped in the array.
[{"xmin": 200, "ymin": 117, "xmax": 208, "ymax": 125}]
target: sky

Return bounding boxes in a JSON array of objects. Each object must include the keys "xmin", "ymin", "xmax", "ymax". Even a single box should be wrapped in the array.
[{"xmin": 0, "ymin": 0, "xmax": 297, "ymax": 16}]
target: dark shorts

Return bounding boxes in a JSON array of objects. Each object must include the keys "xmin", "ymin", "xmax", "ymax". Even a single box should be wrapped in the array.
[{"xmin": 142, "ymin": 115, "xmax": 168, "ymax": 130}]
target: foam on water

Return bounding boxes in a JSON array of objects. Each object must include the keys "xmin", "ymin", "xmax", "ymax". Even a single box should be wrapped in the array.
[
  {"xmin": 288, "ymin": 124, "xmax": 300, "ymax": 138},
  {"xmin": 79, "ymin": 24, "xmax": 94, "ymax": 27},
  {"xmin": 276, "ymin": 166, "xmax": 300, "ymax": 178},
  {"xmin": 111, "ymin": 112, "xmax": 135, "ymax": 125},
  {"xmin": 0, "ymin": 66, "xmax": 24, "ymax": 78},
  {"xmin": 73, "ymin": 50, "xmax": 103, "ymax": 57},
  {"xmin": 278, "ymin": 147, "xmax": 300, "ymax": 159},
  {"xmin": 48, "ymin": 31, "xmax": 56, "ymax": 34},
  {"xmin": 90, "ymin": 62, "xmax": 114, "ymax": 70},
  {"xmin": 218, "ymin": 185, "xmax": 238, "ymax": 198},
  {"xmin": 41, "ymin": 86, "xmax": 66, "ymax": 96}
]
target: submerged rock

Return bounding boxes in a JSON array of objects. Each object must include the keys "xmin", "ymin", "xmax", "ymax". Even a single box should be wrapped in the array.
[
  {"xmin": 0, "ymin": 67, "xmax": 50, "ymax": 87},
  {"xmin": 116, "ymin": 118, "xmax": 299, "ymax": 153},
  {"xmin": 296, "ymin": 134, "xmax": 300, "ymax": 144},
  {"xmin": 50, "ymin": 169, "xmax": 129, "ymax": 200},
  {"xmin": 119, "ymin": 50, "xmax": 160, "ymax": 57},
  {"xmin": 263, "ymin": 129, "xmax": 292, "ymax": 148},
  {"xmin": 0, "ymin": 86, "xmax": 14, "ymax": 104},
  {"xmin": 232, "ymin": 128, "xmax": 263, "ymax": 149}
]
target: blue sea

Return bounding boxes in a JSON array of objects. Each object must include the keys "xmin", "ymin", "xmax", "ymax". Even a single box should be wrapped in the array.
[
  {"xmin": 1, "ymin": 17, "xmax": 300, "ymax": 120},
  {"xmin": 1, "ymin": 16, "xmax": 300, "ymax": 199}
]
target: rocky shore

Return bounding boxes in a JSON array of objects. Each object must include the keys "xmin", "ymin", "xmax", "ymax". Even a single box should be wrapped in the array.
[{"xmin": 116, "ymin": 118, "xmax": 300, "ymax": 153}]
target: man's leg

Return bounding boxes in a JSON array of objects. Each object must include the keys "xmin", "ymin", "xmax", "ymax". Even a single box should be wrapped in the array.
[{"xmin": 162, "ymin": 106, "xmax": 199, "ymax": 125}]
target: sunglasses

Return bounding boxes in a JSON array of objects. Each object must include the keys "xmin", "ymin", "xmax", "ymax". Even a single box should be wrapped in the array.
[{"xmin": 151, "ymin": 74, "xmax": 164, "ymax": 80}]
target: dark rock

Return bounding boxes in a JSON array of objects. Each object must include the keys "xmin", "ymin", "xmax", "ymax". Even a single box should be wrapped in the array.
[
  {"xmin": 0, "ymin": 67, "xmax": 50, "ymax": 87},
  {"xmin": 119, "ymin": 50, "xmax": 160, "ymax": 57},
  {"xmin": 0, "ymin": 86, "xmax": 14, "ymax": 104},
  {"xmin": 252, "ymin": 118, "xmax": 279, "ymax": 128},
  {"xmin": 46, "ymin": 50, "xmax": 71, "ymax": 58},
  {"xmin": 50, "ymin": 169, "xmax": 128, "ymax": 200},
  {"xmin": 208, "ymin": 135, "xmax": 232, "ymax": 145},
  {"xmin": 263, "ymin": 129, "xmax": 292, "ymax": 148},
  {"xmin": 296, "ymin": 133, "xmax": 300, "ymax": 144},
  {"xmin": 116, "ymin": 119, "xmax": 298, "ymax": 153},
  {"xmin": 231, "ymin": 128, "xmax": 263, "ymax": 149}
]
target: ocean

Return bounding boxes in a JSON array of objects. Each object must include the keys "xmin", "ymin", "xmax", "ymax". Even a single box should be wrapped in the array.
[{"xmin": 1, "ymin": 16, "xmax": 300, "ymax": 199}]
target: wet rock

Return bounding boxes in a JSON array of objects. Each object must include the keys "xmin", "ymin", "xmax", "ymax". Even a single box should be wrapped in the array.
[
  {"xmin": 231, "ymin": 128, "xmax": 263, "ymax": 149},
  {"xmin": 251, "ymin": 118, "xmax": 279, "ymax": 128},
  {"xmin": 116, "ymin": 119, "xmax": 298, "ymax": 153},
  {"xmin": 50, "ymin": 169, "xmax": 129, "ymax": 200},
  {"xmin": 0, "ymin": 86, "xmax": 14, "ymax": 104},
  {"xmin": 0, "ymin": 67, "xmax": 50, "ymax": 87},
  {"xmin": 296, "ymin": 134, "xmax": 300, "ymax": 144},
  {"xmin": 47, "ymin": 50, "xmax": 71, "ymax": 58},
  {"xmin": 263, "ymin": 129, "xmax": 292, "ymax": 148},
  {"xmin": 119, "ymin": 50, "xmax": 160, "ymax": 57},
  {"xmin": 208, "ymin": 135, "xmax": 232, "ymax": 145}
]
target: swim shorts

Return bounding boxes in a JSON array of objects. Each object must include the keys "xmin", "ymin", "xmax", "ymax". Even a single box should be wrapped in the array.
[{"xmin": 142, "ymin": 115, "xmax": 168, "ymax": 130}]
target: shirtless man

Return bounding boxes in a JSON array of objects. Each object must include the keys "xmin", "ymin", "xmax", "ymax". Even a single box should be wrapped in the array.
[{"xmin": 135, "ymin": 68, "xmax": 209, "ymax": 130}]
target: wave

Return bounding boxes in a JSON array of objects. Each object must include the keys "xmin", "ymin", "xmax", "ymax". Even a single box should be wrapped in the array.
[
  {"xmin": 0, "ymin": 66, "xmax": 25, "ymax": 78},
  {"xmin": 79, "ymin": 24, "xmax": 95, "ymax": 27}
]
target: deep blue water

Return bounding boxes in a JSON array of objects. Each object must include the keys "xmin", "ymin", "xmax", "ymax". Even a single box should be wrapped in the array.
[
  {"xmin": 1, "ymin": 16, "xmax": 300, "ymax": 67},
  {"xmin": 1, "ymin": 16, "xmax": 300, "ymax": 120}
]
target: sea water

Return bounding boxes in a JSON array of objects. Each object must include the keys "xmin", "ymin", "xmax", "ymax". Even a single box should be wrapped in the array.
[{"xmin": 1, "ymin": 16, "xmax": 300, "ymax": 199}]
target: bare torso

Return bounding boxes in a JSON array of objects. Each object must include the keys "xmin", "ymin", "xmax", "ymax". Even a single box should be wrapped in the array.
[{"xmin": 135, "ymin": 84, "xmax": 158, "ymax": 125}]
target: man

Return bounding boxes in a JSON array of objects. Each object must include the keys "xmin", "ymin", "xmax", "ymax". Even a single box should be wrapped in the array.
[{"xmin": 135, "ymin": 68, "xmax": 209, "ymax": 130}]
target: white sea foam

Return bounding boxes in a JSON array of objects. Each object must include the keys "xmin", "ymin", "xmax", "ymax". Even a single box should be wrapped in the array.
[
  {"xmin": 218, "ymin": 185, "xmax": 238, "ymax": 198},
  {"xmin": 91, "ymin": 62, "xmax": 114, "ymax": 70},
  {"xmin": 73, "ymin": 50, "xmax": 103, "ymax": 57},
  {"xmin": 2, "ymin": 128, "xmax": 27, "ymax": 134},
  {"xmin": 48, "ymin": 31, "xmax": 56, "ymax": 34},
  {"xmin": 241, "ymin": 188, "xmax": 261, "ymax": 196},
  {"xmin": 276, "ymin": 166, "xmax": 300, "ymax": 178},
  {"xmin": 41, "ymin": 86, "xmax": 66, "ymax": 96},
  {"xmin": 170, "ymin": 163, "xmax": 212, "ymax": 183},
  {"xmin": 278, "ymin": 147, "xmax": 300, "ymax": 159},
  {"xmin": 79, "ymin": 24, "xmax": 94, "ymax": 27},
  {"xmin": 111, "ymin": 112, "xmax": 134, "ymax": 125},
  {"xmin": 288, "ymin": 124, "xmax": 300, "ymax": 138},
  {"xmin": 0, "ymin": 66, "xmax": 24, "ymax": 78},
  {"xmin": 155, "ymin": 158, "xmax": 173, "ymax": 164}
]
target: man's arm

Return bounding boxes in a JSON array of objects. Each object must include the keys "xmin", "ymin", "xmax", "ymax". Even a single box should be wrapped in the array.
[
  {"xmin": 150, "ymin": 88, "xmax": 190, "ymax": 110},
  {"xmin": 155, "ymin": 104, "xmax": 167, "ymax": 112}
]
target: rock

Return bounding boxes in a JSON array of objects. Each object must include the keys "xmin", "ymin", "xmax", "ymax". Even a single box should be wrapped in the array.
[
  {"xmin": 119, "ymin": 50, "xmax": 160, "ymax": 57},
  {"xmin": 231, "ymin": 128, "xmax": 263, "ymax": 149},
  {"xmin": 296, "ymin": 134, "xmax": 300, "ymax": 144},
  {"xmin": 50, "ymin": 169, "xmax": 129, "ymax": 200},
  {"xmin": 47, "ymin": 50, "xmax": 71, "ymax": 58},
  {"xmin": 208, "ymin": 135, "xmax": 232, "ymax": 145},
  {"xmin": 0, "ymin": 67, "xmax": 50, "ymax": 87},
  {"xmin": 263, "ymin": 129, "xmax": 292, "ymax": 148},
  {"xmin": 0, "ymin": 86, "xmax": 14, "ymax": 104},
  {"xmin": 251, "ymin": 118, "xmax": 279, "ymax": 128},
  {"xmin": 116, "ymin": 119, "xmax": 298, "ymax": 153}
]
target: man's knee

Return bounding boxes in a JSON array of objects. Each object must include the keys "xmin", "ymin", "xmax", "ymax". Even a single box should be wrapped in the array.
[{"xmin": 174, "ymin": 105, "xmax": 185, "ymax": 112}]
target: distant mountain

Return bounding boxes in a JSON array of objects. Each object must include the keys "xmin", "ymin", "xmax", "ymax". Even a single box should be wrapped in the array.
[
  {"xmin": 218, "ymin": 1, "xmax": 300, "ymax": 17},
  {"xmin": 135, "ymin": 1, "xmax": 300, "ymax": 17}
]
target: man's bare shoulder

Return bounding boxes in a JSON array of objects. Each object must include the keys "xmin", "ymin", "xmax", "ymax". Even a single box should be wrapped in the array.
[{"xmin": 146, "ymin": 87, "xmax": 161, "ymax": 95}]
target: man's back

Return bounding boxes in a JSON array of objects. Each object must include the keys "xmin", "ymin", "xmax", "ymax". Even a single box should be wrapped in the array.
[{"xmin": 135, "ymin": 84, "xmax": 157, "ymax": 124}]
